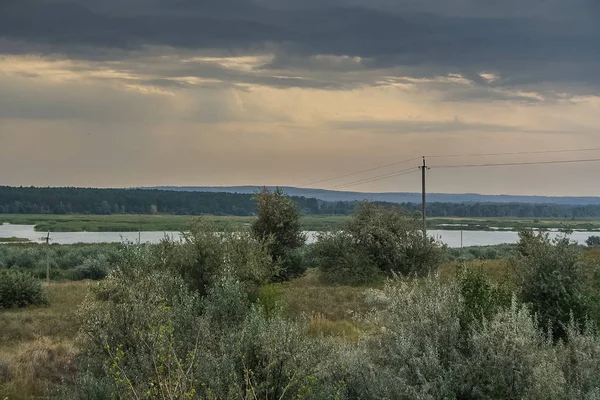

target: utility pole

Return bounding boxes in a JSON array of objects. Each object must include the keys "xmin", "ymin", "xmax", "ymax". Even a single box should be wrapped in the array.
[
  {"xmin": 419, "ymin": 157, "xmax": 430, "ymax": 241},
  {"xmin": 45, "ymin": 232, "xmax": 50, "ymax": 283}
]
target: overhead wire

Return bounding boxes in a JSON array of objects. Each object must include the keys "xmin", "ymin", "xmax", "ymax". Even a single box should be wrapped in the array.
[
  {"xmin": 433, "ymin": 157, "xmax": 600, "ymax": 169},
  {"xmin": 426, "ymin": 147, "xmax": 600, "ymax": 159},
  {"xmin": 299, "ymin": 156, "xmax": 422, "ymax": 188},
  {"xmin": 326, "ymin": 167, "xmax": 419, "ymax": 191},
  {"xmin": 300, "ymin": 146, "xmax": 600, "ymax": 191}
]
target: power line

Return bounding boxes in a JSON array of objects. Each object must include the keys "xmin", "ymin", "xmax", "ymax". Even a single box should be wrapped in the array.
[
  {"xmin": 299, "ymin": 157, "xmax": 421, "ymax": 188},
  {"xmin": 434, "ymin": 157, "xmax": 600, "ymax": 169},
  {"xmin": 326, "ymin": 167, "xmax": 419, "ymax": 191},
  {"xmin": 427, "ymin": 147, "xmax": 600, "ymax": 159}
]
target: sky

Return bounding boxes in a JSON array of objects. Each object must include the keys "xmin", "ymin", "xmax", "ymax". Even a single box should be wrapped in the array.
[{"xmin": 0, "ymin": 0, "xmax": 599, "ymax": 196}]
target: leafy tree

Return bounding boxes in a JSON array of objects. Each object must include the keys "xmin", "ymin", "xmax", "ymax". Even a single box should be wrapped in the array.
[
  {"xmin": 251, "ymin": 188, "xmax": 307, "ymax": 281},
  {"xmin": 586, "ymin": 235, "xmax": 600, "ymax": 247}
]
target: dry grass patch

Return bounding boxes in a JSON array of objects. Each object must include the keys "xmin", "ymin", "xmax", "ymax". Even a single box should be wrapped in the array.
[
  {"xmin": 0, "ymin": 338, "xmax": 77, "ymax": 399},
  {"xmin": 0, "ymin": 281, "xmax": 91, "ymax": 399},
  {"xmin": 306, "ymin": 314, "xmax": 360, "ymax": 342},
  {"xmin": 279, "ymin": 269, "xmax": 376, "ymax": 321},
  {"xmin": 0, "ymin": 281, "xmax": 92, "ymax": 345},
  {"xmin": 439, "ymin": 259, "xmax": 513, "ymax": 284}
]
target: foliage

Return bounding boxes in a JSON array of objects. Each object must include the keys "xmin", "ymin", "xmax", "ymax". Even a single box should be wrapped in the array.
[
  {"xmin": 586, "ymin": 235, "xmax": 600, "ymax": 247},
  {"xmin": 7, "ymin": 185, "xmax": 600, "ymax": 219},
  {"xmin": 74, "ymin": 258, "xmax": 333, "ymax": 399},
  {"xmin": 457, "ymin": 265, "xmax": 512, "ymax": 328},
  {"xmin": 448, "ymin": 244, "xmax": 517, "ymax": 262},
  {"xmin": 514, "ymin": 229, "xmax": 594, "ymax": 340},
  {"xmin": 251, "ymin": 187, "xmax": 307, "ymax": 281},
  {"xmin": 69, "ymin": 255, "xmax": 110, "ymax": 281},
  {"xmin": 0, "ymin": 186, "xmax": 355, "ymax": 217},
  {"xmin": 346, "ymin": 202, "xmax": 445, "ymax": 276},
  {"xmin": 0, "ymin": 269, "xmax": 49, "ymax": 309},
  {"xmin": 348, "ymin": 276, "xmax": 600, "ymax": 399},
  {"xmin": 0, "ymin": 243, "xmax": 120, "ymax": 279},
  {"xmin": 314, "ymin": 232, "xmax": 381, "ymax": 286},
  {"xmin": 151, "ymin": 218, "xmax": 277, "ymax": 297},
  {"xmin": 315, "ymin": 202, "xmax": 445, "ymax": 284}
]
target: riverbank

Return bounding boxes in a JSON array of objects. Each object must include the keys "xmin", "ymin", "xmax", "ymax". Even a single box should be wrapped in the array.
[{"xmin": 2, "ymin": 214, "xmax": 600, "ymax": 233}]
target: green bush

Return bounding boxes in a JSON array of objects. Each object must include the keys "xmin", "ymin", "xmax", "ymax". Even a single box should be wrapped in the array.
[
  {"xmin": 150, "ymin": 218, "xmax": 276, "ymax": 297},
  {"xmin": 314, "ymin": 202, "xmax": 445, "ymax": 284},
  {"xmin": 74, "ymin": 260, "xmax": 332, "ymax": 400},
  {"xmin": 69, "ymin": 256, "xmax": 110, "ymax": 281},
  {"xmin": 457, "ymin": 265, "xmax": 512, "ymax": 329},
  {"xmin": 71, "ymin": 257, "xmax": 600, "ymax": 399},
  {"xmin": 346, "ymin": 276, "xmax": 600, "ymax": 399},
  {"xmin": 0, "ymin": 269, "xmax": 49, "ymax": 309},
  {"xmin": 514, "ymin": 230, "xmax": 593, "ymax": 341},
  {"xmin": 346, "ymin": 202, "xmax": 445, "ymax": 277},
  {"xmin": 314, "ymin": 232, "xmax": 381, "ymax": 285}
]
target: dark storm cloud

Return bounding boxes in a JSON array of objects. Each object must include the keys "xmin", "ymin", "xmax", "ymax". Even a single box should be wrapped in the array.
[{"xmin": 1, "ymin": 0, "xmax": 599, "ymax": 93}]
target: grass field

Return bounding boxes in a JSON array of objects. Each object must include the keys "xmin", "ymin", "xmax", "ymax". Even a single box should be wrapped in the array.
[
  {"xmin": 3, "ymin": 213, "xmax": 600, "ymax": 233},
  {"xmin": 0, "ymin": 237, "xmax": 30, "ymax": 243}
]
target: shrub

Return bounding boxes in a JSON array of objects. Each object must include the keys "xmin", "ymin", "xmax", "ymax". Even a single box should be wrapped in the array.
[
  {"xmin": 0, "ymin": 269, "xmax": 48, "ymax": 309},
  {"xmin": 151, "ymin": 218, "xmax": 276, "ymax": 297},
  {"xmin": 464, "ymin": 301, "xmax": 565, "ymax": 399},
  {"xmin": 251, "ymin": 187, "xmax": 307, "ymax": 281},
  {"xmin": 514, "ymin": 230, "xmax": 593, "ymax": 340},
  {"xmin": 347, "ymin": 202, "xmax": 445, "ymax": 277},
  {"xmin": 558, "ymin": 322, "xmax": 600, "ymax": 398},
  {"xmin": 457, "ymin": 265, "xmax": 512, "ymax": 329},
  {"xmin": 314, "ymin": 232, "xmax": 381, "ymax": 285},
  {"xmin": 76, "ymin": 261, "xmax": 202, "ymax": 397},
  {"xmin": 314, "ymin": 202, "xmax": 445, "ymax": 284},
  {"xmin": 75, "ymin": 263, "xmax": 332, "ymax": 400},
  {"xmin": 70, "ymin": 255, "xmax": 110, "ymax": 281},
  {"xmin": 351, "ymin": 276, "xmax": 581, "ymax": 399}
]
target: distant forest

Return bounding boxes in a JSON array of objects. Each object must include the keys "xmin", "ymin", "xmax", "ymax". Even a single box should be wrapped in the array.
[{"xmin": 1, "ymin": 186, "xmax": 600, "ymax": 219}]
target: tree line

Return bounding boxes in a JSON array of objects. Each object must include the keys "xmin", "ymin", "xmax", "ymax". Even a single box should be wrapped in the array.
[{"xmin": 2, "ymin": 185, "xmax": 600, "ymax": 218}]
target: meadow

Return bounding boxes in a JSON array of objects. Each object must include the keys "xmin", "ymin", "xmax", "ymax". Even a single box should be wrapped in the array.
[
  {"xmin": 2, "ymin": 246, "xmax": 599, "ymax": 398},
  {"xmin": 3, "ymin": 200, "xmax": 600, "ymax": 398},
  {"xmin": 0, "ymin": 256, "xmax": 517, "ymax": 398}
]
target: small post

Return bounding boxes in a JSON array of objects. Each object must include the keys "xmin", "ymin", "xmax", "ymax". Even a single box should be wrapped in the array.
[{"xmin": 461, "ymin": 229, "xmax": 463, "ymax": 248}]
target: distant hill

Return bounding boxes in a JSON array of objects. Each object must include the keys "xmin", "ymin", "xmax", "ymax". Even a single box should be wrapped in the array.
[{"xmin": 144, "ymin": 186, "xmax": 600, "ymax": 206}]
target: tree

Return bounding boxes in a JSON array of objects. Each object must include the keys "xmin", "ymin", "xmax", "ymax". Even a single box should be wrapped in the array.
[
  {"xmin": 251, "ymin": 187, "xmax": 306, "ymax": 281},
  {"xmin": 586, "ymin": 236, "xmax": 600, "ymax": 247}
]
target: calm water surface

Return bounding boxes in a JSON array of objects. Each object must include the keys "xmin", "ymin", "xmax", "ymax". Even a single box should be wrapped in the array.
[{"xmin": 0, "ymin": 223, "xmax": 596, "ymax": 248}]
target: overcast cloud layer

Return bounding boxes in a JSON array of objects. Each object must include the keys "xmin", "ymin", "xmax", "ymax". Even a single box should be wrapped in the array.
[{"xmin": 1, "ymin": 0, "xmax": 599, "ymax": 195}]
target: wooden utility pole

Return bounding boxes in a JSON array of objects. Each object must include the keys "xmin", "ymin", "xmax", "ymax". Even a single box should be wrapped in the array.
[
  {"xmin": 419, "ymin": 157, "xmax": 429, "ymax": 241},
  {"xmin": 45, "ymin": 232, "xmax": 50, "ymax": 283}
]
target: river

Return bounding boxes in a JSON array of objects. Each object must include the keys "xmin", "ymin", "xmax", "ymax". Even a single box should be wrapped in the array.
[{"xmin": 0, "ymin": 223, "xmax": 596, "ymax": 248}]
